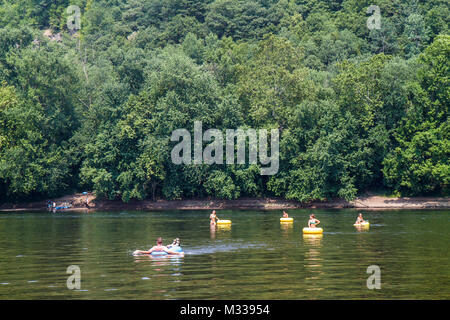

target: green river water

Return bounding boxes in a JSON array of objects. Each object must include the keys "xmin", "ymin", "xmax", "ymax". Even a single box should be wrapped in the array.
[{"xmin": 0, "ymin": 209, "xmax": 448, "ymax": 299}]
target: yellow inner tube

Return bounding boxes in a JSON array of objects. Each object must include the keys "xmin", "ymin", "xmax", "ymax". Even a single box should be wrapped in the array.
[
  {"xmin": 303, "ymin": 234, "xmax": 323, "ymax": 240},
  {"xmin": 280, "ymin": 217, "xmax": 294, "ymax": 223},
  {"xmin": 303, "ymin": 227, "xmax": 323, "ymax": 234},
  {"xmin": 354, "ymin": 222, "xmax": 370, "ymax": 227},
  {"xmin": 217, "ymin": 219, "xmax": 231, "ymax": 225}
]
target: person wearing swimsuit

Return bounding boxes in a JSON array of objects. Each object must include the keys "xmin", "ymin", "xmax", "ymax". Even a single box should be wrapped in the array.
[
  {"xmin": 167, "ymin": 238, "xmax": 180, "ymax": 249},
  {"xmin": 210, "ymin": 210, "xmax": 218, "ymax": 226},
  {"xmin": 308, "ymin": 214, "xmax": 320, "ymax": 228},
  {"xmin": 355, "ymin": 213, "xmax": 366, "ymax": 224},
  {"xmin": 282, "ymin": 211, "xmax": 289, "ymax": 218},
  {"xmin": 134, "ymin": 237, "xmax": 183, "ymax": 255}
]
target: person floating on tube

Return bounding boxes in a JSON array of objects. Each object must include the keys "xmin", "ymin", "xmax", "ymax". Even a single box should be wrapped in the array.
[
  {"xmin": 134, "ymin": 237, "xmax": 183, "ymax": 255},
  {"xmin": 308, "ymin": 214, "xmax": 320, "ymax": 228}
]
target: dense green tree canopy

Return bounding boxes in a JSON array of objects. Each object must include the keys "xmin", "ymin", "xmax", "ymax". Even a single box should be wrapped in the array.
[{"xmin": 0, "ymin": 0, "xmax": 448, "ymax": 203}]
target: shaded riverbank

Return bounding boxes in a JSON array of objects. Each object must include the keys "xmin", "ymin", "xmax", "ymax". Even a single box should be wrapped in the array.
[{"xmin": 1, "ymin": 194, "xmax": 449, "ymax": 212}]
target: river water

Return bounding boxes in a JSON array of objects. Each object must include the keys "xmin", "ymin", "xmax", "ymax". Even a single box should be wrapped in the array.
[{"xmin": 0, "ymin": 209, "xmax": 448, "ymax": 299}]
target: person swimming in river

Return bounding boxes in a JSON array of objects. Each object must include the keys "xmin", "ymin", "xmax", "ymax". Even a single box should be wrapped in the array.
[
  {"xmin": 210, "ymin": 210, "xmax": 218, "ymax": 226},
  {"xmin": 282, "ymin": 211, "xmax": 289, "ymax": 218},
  {"xmin": 308, "ymin": 214, "xmax": 320, "ymax": 228},
  {"xmin": 134, "ymin": 237, "xmax": 183, "ymax": 255},
  {"xmin": 355, "ymin": 213, "xmax": 366, "ymax": 225},
  {"xmin": 167, "ymin": 238, "xmax": 180, "ymax": 248}
]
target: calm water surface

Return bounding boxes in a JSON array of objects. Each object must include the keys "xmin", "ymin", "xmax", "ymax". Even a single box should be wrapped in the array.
[{"xmin": 0, "ymin": 209, "xmax": 448, "ymax": 299}]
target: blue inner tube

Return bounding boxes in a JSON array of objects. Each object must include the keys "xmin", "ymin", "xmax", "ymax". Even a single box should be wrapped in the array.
[
  {"xmin": 54, "ymin": 206, "xmax": 70, "ymax": 210},
  {"xmin": 150, "ymin": 246, "xmax": 183, "ymax": 256}
]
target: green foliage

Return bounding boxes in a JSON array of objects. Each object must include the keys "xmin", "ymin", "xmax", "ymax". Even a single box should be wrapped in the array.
[
  {"xmin": 237, "ymin": 34, "xmax": 314, "ymax": 127},
  {"xmin": 0, "ymin": 1, "xmax": 448, "ymax": 203},
  {"xmin": 79, "ymin": 48, "xmax": 223, "ymax": 201},
  {"xmin": 204, "ymin": 170, "xmax": 240, "ymax": 199},
  {"xmin": 0, "ymin": 82, "xmax": 72, "ymax": 198},
  {"xmin": 205, "ymin": 0, "xmax": 269, "ymax": 40},
  {"xmin": 383, "ymin": 123, "xmax": 449, "ymax": 195},
  {"xmin": 382, "ymin": 35, "xmax": 450, "ymax": 196}
]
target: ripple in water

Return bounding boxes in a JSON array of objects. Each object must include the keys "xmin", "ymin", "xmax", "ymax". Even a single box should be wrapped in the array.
[{"xmin": 185, "ymin": 242, "xmax": 269, "ymax": 255}]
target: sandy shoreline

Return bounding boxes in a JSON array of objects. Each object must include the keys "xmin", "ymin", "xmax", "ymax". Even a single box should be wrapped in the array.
[{"xmin": 1, "ymin": 194, "xmax": 449, "ymax": 212}]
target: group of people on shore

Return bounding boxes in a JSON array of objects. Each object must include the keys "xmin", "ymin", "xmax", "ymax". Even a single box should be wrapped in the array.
[{"xmin": 46, "ymin": 200, "xmax": 72, "ymax": 213}]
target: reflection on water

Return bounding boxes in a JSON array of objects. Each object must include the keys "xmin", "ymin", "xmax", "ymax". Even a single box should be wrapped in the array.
[
  {"xmin": 210, "ymin": 224, "xmax": 216, "ymax": 239},
  {"xmin": 354, "ymin": 224, "xmax": 370, "ymax": 232},
  {"xmin": 215, "ymin": 224, "xmax": 232, "ymax": 240},
  {"xmin": 134, "ymin": 255, "xmax": 184, "ymax": 265},
  {"xmin": 303, "ymin": 234, "xmax": 323, "ymax": 246},
  {"xmin": 280, "ymin": 222, "xmax": 293, "ymax": 238},
  {"xmin": 210, "ymin": 223, "xmax": 232, "ymax": 238},
  {"xmin": 303, "ymin": 234, "xmax": 324, "ymax": 296},
  {"xmin": 216, "ymin": 224, "xmax": 231, "ymax": 231},
  {"xmin": 0, "ymin": 209, "xmax": 449, "ymax": 299}
]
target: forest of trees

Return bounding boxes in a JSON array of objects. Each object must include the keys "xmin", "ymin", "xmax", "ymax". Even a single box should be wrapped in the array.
[{"xmin": 0, "ymin": 0, "xmax": 448, "ymax": 203}]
